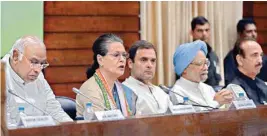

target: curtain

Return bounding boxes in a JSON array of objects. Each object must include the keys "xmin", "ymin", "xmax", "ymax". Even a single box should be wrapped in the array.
[{"xmin": 140, "ymin": 1, "xmax": 242, "ymax": 86}]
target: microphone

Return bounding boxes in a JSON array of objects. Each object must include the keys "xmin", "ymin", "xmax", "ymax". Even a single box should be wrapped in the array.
[
  {"xmin": 8, "ymin": 89, "xmax": 61, "ymax": 124},
  {"xmin": 226, "ymin": 84, "xmax": 248, "ymax": 100},
  {"xmin": 72, "ymin": 88, "xmax": 108, "ymax": 110},
  {"xmin": 159, "ymin": 84, "xmax": 218, "ymax": 110}
]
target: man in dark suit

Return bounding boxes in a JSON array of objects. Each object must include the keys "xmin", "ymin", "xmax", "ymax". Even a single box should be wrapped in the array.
[
  {"xmin": 224, "ymin": 18, "xmax": 267, "ymax": 85},
  {"xmin": 230, "ymin": 37, "xmax": 267, "ymax": 105}
]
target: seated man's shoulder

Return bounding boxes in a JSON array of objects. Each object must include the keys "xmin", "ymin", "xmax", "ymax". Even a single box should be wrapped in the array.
[
  {"xmin": 229, "ymin": 77, "xmax": 244, "ymax": 86},
  {"xmin": 199, "ymin": 82, "xmax": 215, "ymax": 91},
  {"xmin": 122, "ymin": 81, "xmax": 139, "ymax": 95},
  {"xmin": 122, "ymin": 84, "xmax": 133, "ymax": 91},
  {"xmin": 122, "ymin": 84, "xmax": 136, "ymax": 96},
  {"xmin": 171, "ymin": 84, "xmax": 185, "ymax": 92},
  {"xmin": 154, "ymin": 85, "xmax": 168, "ymax": 95}
]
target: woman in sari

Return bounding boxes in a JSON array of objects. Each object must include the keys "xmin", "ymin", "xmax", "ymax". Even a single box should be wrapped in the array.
[{"xmin": 76, "ymin": 33, "xmax": 132, "ymax": 117}]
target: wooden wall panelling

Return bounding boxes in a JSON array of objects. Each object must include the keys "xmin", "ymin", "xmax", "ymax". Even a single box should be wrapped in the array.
[
  {"xmin": 46, "ymin": 66, "xmax": 130, "ymax": 84},
  {"xmin": 47, "ymin": 49, "xmax": 93, "ymax": 66},
  {"xmin": 257, "ymin": 31, "xmax": 267, "ymax": 45},
  {"xmin": 44, "ymin": 2, "xmax": 139, "ymax": 16},
  {"xmin": 51, "ymin": 83, "xmax": 83, "ymax": 98},
  {"xmin": 45, "ymin": 33, "xmax": 139, "ymax": 49},
  {"xmin": 253, "ymin": 3, "xmax": 267, "ymax": 17},
  {"xmin": 262, "ymin": 46, "xmax": 267, "ymax": 55},
  {"xmin": 44, "ymin": 1, "xmax": 140, "ymax": 98},
  {"xmin": 243, "ymin": 1, "xmax": 254, "ymax": 17},
  {"xmin": 243, "ymin": 2, "xmax": 267, "ymax": 54},
  {"xmin": 254, "ymin": 18, "xmax": 267, "ymax": 31},
  {"xmin": 44, "ymin": 16, "xmax": 139, "ymax": 32},
  {"xmin": 45, "ymin": 66, "xmax": 88, "ymax": 84}
]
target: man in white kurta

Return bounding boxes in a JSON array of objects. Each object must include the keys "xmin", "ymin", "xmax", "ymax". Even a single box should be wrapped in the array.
[
  {"xmin": 123, "ymin": 40, "xmax": 171, "ymax": 115},
  {"xmin": 170, "ymin": 40, "xmax": 233, "ymax": 111},
  {"xmin": 2, "ymin": 36, "xmax": 72, "ymax": 128},
  {"xmin": 123, "ymin": 76, "xmax": 170, "ymax": 115},
  {"xmin": 170, "ymin": 77, "xmax": 220, "ymax": 111}
]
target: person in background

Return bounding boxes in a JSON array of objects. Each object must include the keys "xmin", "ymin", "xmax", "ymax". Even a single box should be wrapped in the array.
[
  {"xmin": 229, "ymin": 37, "xmax": 267, "ymax": 105},
  {"xmin": 2, "ymin": 36, "xmax": 72, "ymax": 127},
  {"xmin": 190, "ymin": 16, "xmax": 221, "ymax": 87},
  {"xmin": 123, "ymin": 40, "xmax": 171, "ymax": 115},
  {"xmin": 224, "ymin": 18, "xmax": 267, "ymax": 85},
  {"xmin": 170, "ymin": 40, "xmax": 233, "ymax": 111},
  {"xmin": 76, "ymin": 33, "xmax": 134, "ymax": 117}
]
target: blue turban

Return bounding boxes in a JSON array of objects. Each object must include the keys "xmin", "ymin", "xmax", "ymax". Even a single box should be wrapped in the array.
[{"xmin": 173, "ymin": 40, "xmax": 208, "ymax": 76}]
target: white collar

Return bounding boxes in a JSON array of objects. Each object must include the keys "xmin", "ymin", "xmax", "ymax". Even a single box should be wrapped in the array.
[
  {"xmin": 177, "ymin": 77, "xmax": 199, "ymax": 89},
  {"xmin": 127, "ymin": 76, "xmax": 153, "ymax": 86}
]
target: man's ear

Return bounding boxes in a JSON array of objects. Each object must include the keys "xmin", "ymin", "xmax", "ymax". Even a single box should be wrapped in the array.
[
  {"xmin": 236, "ymin": 54, "xmax": 243, "ymax": 67},
  {"xmin": 97, "ymin": 54, "xmax": 104, "ymax": 67},
  {"xmin": 128, "ymin": 59, "xmax": 134, "ymax": 69},
  {"xmin": 182, "ymin": 68, "xmax": 187, "ymax": 75},
  {"xmin": 11, "ymin": 49, "xmax": 20, "ymax": 64},
  {"xmin": 190, "ymin": 30, "xmax": 194, "ymax": 37}
]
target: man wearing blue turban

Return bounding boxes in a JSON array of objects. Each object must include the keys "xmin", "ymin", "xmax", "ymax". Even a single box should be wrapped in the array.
[{"xmin": 170, "ymin": 40, "xmax": 233, "ymax": 111}]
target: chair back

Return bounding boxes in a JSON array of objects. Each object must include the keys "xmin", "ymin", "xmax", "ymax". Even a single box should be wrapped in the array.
[{"xmin": 56, "ymin": 96, "xmax": 76, "ymax": 120}]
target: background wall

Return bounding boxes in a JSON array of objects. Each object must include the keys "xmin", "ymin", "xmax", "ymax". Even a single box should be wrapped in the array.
[
  {"xmin": 243, "ymin": 1, "xmax": 267, "ymax": 54},
  {"xmin": 1, "ymin": 1, "xmax": 267, "ymax": 98},
  {"xmin": 44, "ymin": 2, "xmax": 140, "ymax": 98},
  {"xmin": 1, "ymin": 1, "xmax": 43, "ymax": 57}
]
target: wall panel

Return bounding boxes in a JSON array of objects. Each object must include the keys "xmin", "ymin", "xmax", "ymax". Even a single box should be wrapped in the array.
[
  {"xmin": 44, "ymin": 1, "xmax": 140, "ymax": 98},
  {"xmin": 243, "ymin": 1, "xmax": 267, "ymax": 54}
]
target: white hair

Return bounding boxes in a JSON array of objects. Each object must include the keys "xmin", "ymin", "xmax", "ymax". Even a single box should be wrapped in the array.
[{"xmin": 9, "ymin": 36, "xmax": 45, "ymax": 60}]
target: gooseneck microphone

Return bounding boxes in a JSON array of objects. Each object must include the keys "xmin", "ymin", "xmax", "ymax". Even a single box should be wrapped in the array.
[
  {"xmin": 8, "ymin": 89, "xmax": 61, "ymax": 124},
  {"xmin": 159, "ymin": 84, "xmax": 218, "ymax": 110},
  {"xmin": 72, "ymin": 88, "xmax": 108, "ymax": 110}
]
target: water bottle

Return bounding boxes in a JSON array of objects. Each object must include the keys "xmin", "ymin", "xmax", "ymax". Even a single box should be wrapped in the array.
[
  {"xmin": 237, "ymin": 93, "xmax": 247, "ymax": 101},
  {"xmin": 83, "ymin": 102, "xmax": 94, "ymax": 120},
  {"xmin": 183, "ymin": 97, "xmax": 189, "ymax": 104},
  {"xmin": 16, "ymin": 106, "xmax": 27, "ymax": 126}
]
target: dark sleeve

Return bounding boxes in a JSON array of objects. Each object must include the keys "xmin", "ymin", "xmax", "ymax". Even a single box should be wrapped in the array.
[
  {"xmin": 224, "ymin": 50, "xmax": 237, "ymax": 85},
  {"xmin": 205, "ymin": 51, "xmax": 221, "ymax": 86},
  {"xmin": 257, "ymin": 55, "xmax": 267, "ymax": 82}
]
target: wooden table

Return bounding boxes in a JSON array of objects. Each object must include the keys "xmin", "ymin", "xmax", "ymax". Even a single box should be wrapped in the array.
[{"xmin": 5, "ymin": 106, "xmax": 267, "ymax": 136}]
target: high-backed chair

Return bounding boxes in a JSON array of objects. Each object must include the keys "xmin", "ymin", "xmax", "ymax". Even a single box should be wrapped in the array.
[{"xmin": 56, "ymin": 96, "xmax": 76, "ymax": 120}]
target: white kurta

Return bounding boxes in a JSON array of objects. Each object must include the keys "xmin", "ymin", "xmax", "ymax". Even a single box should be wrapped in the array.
[
  {"xmin": 123, "ymin": 76, "xmax": 171, "ymax": 115},
  {"xmin": 170, "ymin": 77, "xmax": 219, "ymax": 111},
  {"xmin": 2, "ymin": 54, "xmax": 72, "ymax": 127}
]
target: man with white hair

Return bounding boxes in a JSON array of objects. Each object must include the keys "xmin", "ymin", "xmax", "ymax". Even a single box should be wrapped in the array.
[
  {"xmin": 170, "ymin": 41, "xmax": 233, "ymax": 111},
  {"xmin": 2, "ymin": 36, "xmax": 72, "ymax": 127}
]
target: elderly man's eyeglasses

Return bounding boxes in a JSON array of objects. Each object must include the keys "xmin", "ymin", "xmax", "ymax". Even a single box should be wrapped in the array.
[
  {"xmin": 106, "ymin": 52, "xmax": 129, "ymax": 60},
  {"xmin": 191, "ymin": 59, "xmax": 210, "ymax": 68},
  {"xmin": 22, "ymin": 54, "xmax": 49, "ymax": 69}
]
